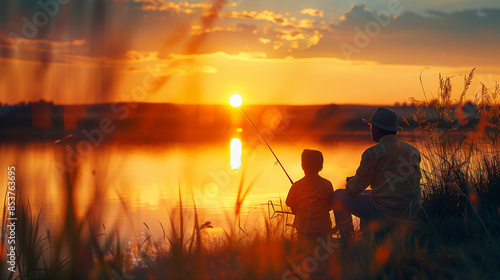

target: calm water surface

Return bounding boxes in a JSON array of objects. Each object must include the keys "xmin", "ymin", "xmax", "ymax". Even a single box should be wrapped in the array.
[{"xmin": 1, "ymin": 138, "xmax": 374, "ymax": 240}]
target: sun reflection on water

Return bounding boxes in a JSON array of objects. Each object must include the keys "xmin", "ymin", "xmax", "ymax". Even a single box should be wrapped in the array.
[{"xmin": 230, "ymin": 138, "xmax": 242, "ymax": 169}]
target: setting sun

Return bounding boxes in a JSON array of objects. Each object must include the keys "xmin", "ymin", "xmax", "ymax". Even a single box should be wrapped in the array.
[{"xmin": 229, "ymin": 94, "xmax": 243, "ymax": 108}]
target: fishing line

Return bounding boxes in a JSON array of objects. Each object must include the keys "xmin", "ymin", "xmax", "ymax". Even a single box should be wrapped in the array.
[
  {"xmin": 238, "ymin": 107, "xmax": 294, "ymax": 185},
  {"xmin": 243, "ymin": 111, "xmax": 302, "ymax": 148}
]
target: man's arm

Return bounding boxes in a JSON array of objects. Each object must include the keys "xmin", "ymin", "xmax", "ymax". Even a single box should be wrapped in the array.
[
  {"xmin": 285, "ymin": 184, "xmax": 297, "ymax": 214},
  {"xmin": 346, "ymin": 150, "xmax": 376, "ymax": 195}
]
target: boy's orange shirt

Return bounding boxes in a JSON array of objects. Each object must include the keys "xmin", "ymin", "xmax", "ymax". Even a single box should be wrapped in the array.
[{"xmin": 286, "ymin": 174, "xmax": 334, "ymax": 233}]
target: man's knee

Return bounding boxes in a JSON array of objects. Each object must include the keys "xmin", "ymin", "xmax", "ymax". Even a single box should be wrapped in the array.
[
  {"xmin": 332, "ymin": 189, "xmax": 350, "ymax": 211},
  {"xmin": 333, "ymin": 189, "xmax": 351, "ymax": 202}
]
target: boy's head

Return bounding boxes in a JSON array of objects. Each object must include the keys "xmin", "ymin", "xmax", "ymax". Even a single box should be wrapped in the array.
[{"xmin": 301, "ymin": 149, "xmax": 323, "ymax": 174}]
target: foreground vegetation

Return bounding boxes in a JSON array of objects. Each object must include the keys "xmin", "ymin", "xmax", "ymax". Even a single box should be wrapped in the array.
[{"xmin": 2, "ymin": 69, "xmax": 500, "ymax": 279}]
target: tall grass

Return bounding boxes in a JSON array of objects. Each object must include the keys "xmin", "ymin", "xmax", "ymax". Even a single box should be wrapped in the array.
[
  {"xmin": 129, "ymin": 173, "xmax": 298, "ymax": 280},
  {"xmin": 1, "ymin": 145, "xmax": 134, "ymax": 279},
  {"xmin": 1, "ymin": 186, "xmax": 68, "ymax": 279},
  {"xmin": 408, "ymin": 68, "xmax": 500, "ymax": 276},
  {"xmin": 413, "ymin": 69, "xmax": 499, "ymax": 224}
]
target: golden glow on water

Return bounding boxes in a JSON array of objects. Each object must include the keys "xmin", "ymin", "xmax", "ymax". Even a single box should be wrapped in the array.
[
  {"xmin": 0, "ymin": 139, "xmax": 374, "ymax": 240},
  {"xmin": 230, "ymin": 138, "xmax": 242, "ymax": 169}
]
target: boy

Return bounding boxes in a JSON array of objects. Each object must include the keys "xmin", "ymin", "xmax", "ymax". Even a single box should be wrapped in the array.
[{"xmin": 286, "ymin": 149, "xmax": 334, "ymax": 250}]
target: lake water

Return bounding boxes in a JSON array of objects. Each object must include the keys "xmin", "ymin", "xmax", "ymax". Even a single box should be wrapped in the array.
[{"xmin": 1, "ymin": 137, "xmax": 376, "ymax": 241}]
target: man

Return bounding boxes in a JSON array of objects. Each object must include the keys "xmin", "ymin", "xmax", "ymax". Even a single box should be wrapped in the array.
[
  {"xmin": 286, "ymin": 149, "xmax": 334, "ymax": 251},
  {"xmin": 332, "ymin": 107, "xmax": 422, "ymax": 238}
]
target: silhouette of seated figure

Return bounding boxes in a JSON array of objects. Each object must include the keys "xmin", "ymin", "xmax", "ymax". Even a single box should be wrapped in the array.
[
  {"xmin": 286, "ymin": 149, "xmax": 334, "ymax": 251},
  {"xmin": 332, "ymin": 107, "xmax": 422, "ymax": 239}
]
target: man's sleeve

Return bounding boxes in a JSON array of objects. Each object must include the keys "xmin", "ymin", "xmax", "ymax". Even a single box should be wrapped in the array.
[
  {"xmin": 285, "ymin": 184, "xmax": 297, "ymax": 214},
  {"xmin": 346, "ymin": 149, "xmax": 376, "ymax": 195}
]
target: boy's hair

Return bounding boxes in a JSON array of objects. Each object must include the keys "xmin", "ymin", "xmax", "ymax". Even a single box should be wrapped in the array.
[{"xmin": 301, "ymin": 149, "xmax": 323, "ymax": 173}]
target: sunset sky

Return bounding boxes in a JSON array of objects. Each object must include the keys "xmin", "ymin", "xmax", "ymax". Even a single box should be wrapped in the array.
[{"xmin": 1, "ymin": 0, "xmax": 499, "ymax": 105}]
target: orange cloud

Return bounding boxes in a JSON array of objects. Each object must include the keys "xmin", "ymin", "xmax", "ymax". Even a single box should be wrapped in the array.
[
  {"xmin": 280, "ymin": 30, "xmax": 306, "ymax": 41},
  {"xmin": 0, "ymin": 37, "xmax": 88, "ymax": 64},
  {"xmin": 300, "ymin": 8, "xmax": 324, "ymax": 17},
  {"xmin": 0, "ymin": 45, "xmax": 219, "ymax": 77},
  {"xmin": 7, "ymin": 38, "xmax": 85, "ymax": 47},
  {"xmin": 170, "ymin": 64, "xmax": 217, "ymax": 76},
  {"xmin": 124, "ymin": 50, "xmax": 159, "ymax": 62},
  {"xmin": 274, "ymin": 28, "xmax": 323, "ymax": 50},
  {"xmin": 297, "ymin": 19, "xmax": 316, "ymax": 28},
  {"xmin": 134, "ymin": 0, "xmax": 212, "ymax": 13},
  {"xmin": 168, "ymin": 51, "xmax": 268, "ymax": 62},
  {"xmin": 189, "ymin": 26, "xmax": 228, "ymax": 35},
  {"xmin": 221, "ymin": 10, "xmax": 294, "ymax": 27},
  {"xmin": 236, "ymin": 52, "xmax": 267, "ymax": 59},
  {"xmin": 1, "ymin": 35, "xmax": 86, "ymax": 54},
  {"xmin": 118, "ymin": 51, "xmax": 218, "ymax": 75},
  {"xmin": 306, "ymin": 30, "xmax": 322, "ymax": 48},
  {"xmin": 259, "ymin": 37, "xmax": 271, "ymax": 44}
]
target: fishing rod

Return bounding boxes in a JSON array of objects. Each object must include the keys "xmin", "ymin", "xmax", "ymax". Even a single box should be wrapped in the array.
[{"xmin": 229, "ymin": 94, "xmax": 294, "ymax": 185}]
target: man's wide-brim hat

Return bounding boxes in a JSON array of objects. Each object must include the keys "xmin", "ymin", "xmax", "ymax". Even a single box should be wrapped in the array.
[{"xmin": 362, "ymin": 107, "xmax": 403, "ymax": 132}]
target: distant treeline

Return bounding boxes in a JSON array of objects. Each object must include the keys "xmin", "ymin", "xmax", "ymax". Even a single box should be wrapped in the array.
[{"xmin": 0, "ymin": 100, "xmax": 491, "ymax": 144}]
